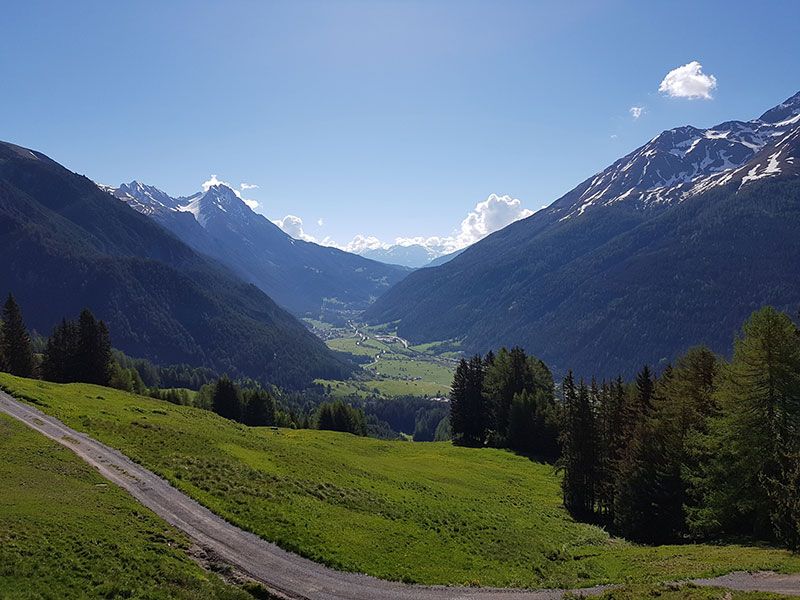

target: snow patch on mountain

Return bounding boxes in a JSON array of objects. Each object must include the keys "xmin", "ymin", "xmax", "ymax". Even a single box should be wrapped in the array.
[{"xmin": 554, "ymin": 91, "xmax": 800, "ymax": 221}]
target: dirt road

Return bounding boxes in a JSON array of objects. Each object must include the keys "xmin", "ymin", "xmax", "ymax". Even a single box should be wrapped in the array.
[{"xmin": 2, "ymin": 391, "xmax": 798, "ymax": 599}]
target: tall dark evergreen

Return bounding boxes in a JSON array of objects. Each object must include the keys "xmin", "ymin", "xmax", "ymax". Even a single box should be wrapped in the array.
[
  {"xmin": 1, "ymin": 294, "xmax": 35, "ymax": 378},
  {"xmin": 212, "ymin": 376, "xmax": 243, "ymax": 422},
  {"xmin": 243, "ymin": 388, "xmax": 277, "ymax": 427},
  {"xmin": 691, "ymin": 307, "xmax": 800, "ymax": 541},
  {"xmin": 559, "ymin": 374, "xmax": 597, "ymax": 518},
  {"xmin": 75, "ymin": 309, "xmax": 112, "ymax": 386},
  {"xmin": 42, "ymin": 319, "xmax": 79, "ymax": 383},
  {"xmin": 316, "ymin": 400, "xmax": 367, "ymax": 436},
  {"xmin": 449, "ymin": 356, "xmax": 488, "ymax": 446}
]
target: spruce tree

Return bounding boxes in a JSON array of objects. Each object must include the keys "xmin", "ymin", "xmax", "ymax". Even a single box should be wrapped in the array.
[
  {"xmin": 212, "ymin": 376, "xmax": 243, "ymax": 422},
  {"xmin": 42, "ymin": 318, "xmax": 79, "ymax": 382},
  {"xmin": 243, "ymin": 388, "xmax": 276, "ymax": 426},
  {"xmin": 75, "ymin": 309, "xmax": 112, "ymax": 385},
  {"xmin": 559, "ymin": 373, "xmax": 597, "ymax": 518},
  {"xmin": 1, "ymin": 294, "xmax": 35, "ymax": 377},
  {"xmin": 695, "ymin": 307, "xmax": 800, "ymax": 540}
]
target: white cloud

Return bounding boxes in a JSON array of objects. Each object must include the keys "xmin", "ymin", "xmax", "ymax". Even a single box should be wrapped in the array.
[
  {"xmin": 610, "ymin": 134, "xmax": 618, "ymax": 139},
  {"xmin": 629, "ymin": 106, "xmax": 643, "ymax": 119},
  {"xmin": 310, "ymin": 194, "xmax": 536, "ymax": 258},
  {"xmin": 658, "ymin": 61, "xmax": 717, "ymax": 100},
  {"xmin": 202, "ymin": 174, "xmax": 233, "ymax": 192},
  {"xmin": 272, "ymin": 214, "xmax": 317, "ymax": 242},
  {"xmin": 201, "ymin": 175, "xmax": 260, "ymax": 209},
  {"xmin": 317, "ymin": 218, "xmax": 324, "ymax": 227}
]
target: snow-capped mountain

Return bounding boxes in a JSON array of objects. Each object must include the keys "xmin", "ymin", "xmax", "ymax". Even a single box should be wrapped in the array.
[
  {"xmin": 366, "ymin": 90, "xmax": 800, "ymax": 378},
  {"xmin": 553, "ymin": 91, "xmax": 800, "ymax": 219},
  {"xmin": 104, "ymin": 181, "xmax": 409, "ymax": 317},
  {"xmin": 359, "ymin": 244, "xmax": 442, "ymax": 268}
]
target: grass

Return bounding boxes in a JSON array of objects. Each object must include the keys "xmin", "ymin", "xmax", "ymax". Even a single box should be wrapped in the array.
[
  {"xmin": 366, "ymin": 355, "xmax": 454, "ymax": 387},
  {"xmin": 326, "ymin": 336, "xmax": 389, "ymax": 358},
  {"xmin": 323, "ymin": 331, "xmax": 455, "ymax": 398},
  {"xmin": 583, "ymin": 583, "xmax": 792, "ymax": 599},
  {"xmin": 315, "ymin": 377, "xmax": 449, "ymax": 398},
  {"xmin": 3, "ymin": 373, "xmax": 800, "ymax": 590},
  {"xmin": 0, "ymin": 412, "xmax": 252, "ymax": 600}
]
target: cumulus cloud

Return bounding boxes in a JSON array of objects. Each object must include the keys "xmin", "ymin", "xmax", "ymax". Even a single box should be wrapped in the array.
[
  {"xmin": 305, "ymin": 194, "xmax": 536, "ymax": 257},
  {"xmin": 658, "ymin": 61, "xmax": 717, "ymax": 100},
  {"xmin": 629, "ymin": 106, "xmax": 643, "ymax": 119},
  {"xmin": 202, "ymin": 174, "xmax": 233, "ymax": 191},
  {"xmin": 453, "ymin": 194, "xmax": 533, "ymax": 249},
  {"xmin": 272, "ymin": 214, "xmax": 317, "ymax": 242},
  {"xmin": 201, "ymin": 174, "xmax": 260, "ymax": 209}
]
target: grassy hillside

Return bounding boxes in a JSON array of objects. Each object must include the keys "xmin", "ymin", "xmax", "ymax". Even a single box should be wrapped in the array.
[
  {"xmin": 2, "ymin": 374, "xmax": 799, "ymax": 589},
  {"xmin": 0, "ymin": 412, "xmax": 251, "ymax": 599}
]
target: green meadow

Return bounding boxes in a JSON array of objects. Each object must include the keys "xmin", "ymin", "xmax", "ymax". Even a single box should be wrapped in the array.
[
  {"xmin": 0, "ymin": 412, "xmax": 250, "ymax": 600},
  {"xmin": 2, "ymin": 373, "xmax": 800, "ymax": 590}
]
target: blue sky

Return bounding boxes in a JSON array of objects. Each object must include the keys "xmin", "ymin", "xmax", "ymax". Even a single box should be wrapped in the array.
[{"xmin": 2, "ymin": 0, "xmax": 798, "ymax": 251}]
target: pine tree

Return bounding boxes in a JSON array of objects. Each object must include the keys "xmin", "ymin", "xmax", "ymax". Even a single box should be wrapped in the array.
[
  {"xmin": 243, "ymin": 388, "xmax": 276, "ymax": 426},
  {"xmin": 75, "ymin": 309, "xmax": 112, "ymax": 385},
  {"xmin": 1, "ymin": 294, "xmax": 35, "ymax": 377},
  {"xmin": 559, "ymin": 373, "xmax": 597, "ymax": 518},
  {"xmin": 42, "ymin": 318, "xmax": 79, "ymax": 382},
  {"xmin": 449, "ymin": 356, "xmax": 488, "ymax": 446},
  {"xmin": 212, "ymin": 376, "xmax": 243, "ymax": 422},
  {"xmin": 450, "ymin": 359, "xmax": 470, "ymax": 443},
  {"xmin": 694, "ymin": 307, "xmax": 800, "ymax": 540}
]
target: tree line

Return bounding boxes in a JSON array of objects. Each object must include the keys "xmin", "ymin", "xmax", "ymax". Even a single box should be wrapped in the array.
[
  {"xmin": 449, "ymin": 346, "xmax": 560, "ymax": 459},
  {"xmin": 0, "ymin": 294, "xmax": 114, "ymax": 387},
  {"xmin": 559, "ymin": 306, "xmax": 800, "ymax": 549},
  {"xmin": 448, "ymin": 307, "xmax": 800, "ymax": 550}
]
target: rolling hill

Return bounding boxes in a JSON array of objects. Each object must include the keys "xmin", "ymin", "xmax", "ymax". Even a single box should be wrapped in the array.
[
  {"xmin": 0, "ymin": 140, "xmax": 350, "ymax": 388},
  {"xmin": 365, "ymin": 91, "xmax": 800, "ymax": 377}
]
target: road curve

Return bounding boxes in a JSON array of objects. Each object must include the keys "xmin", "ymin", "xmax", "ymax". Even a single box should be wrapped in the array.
[{"xmin": 2, "ymin": 391, "xmax": 799, "ymax": 599}]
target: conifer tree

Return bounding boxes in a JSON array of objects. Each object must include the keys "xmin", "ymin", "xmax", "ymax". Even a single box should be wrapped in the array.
[
  {"xmin": 42, "ymin": 318, "xmax": 79, "ymax": 382},
  {"xmin": 243, "ymin": 388, "xmax": 277, "ymax": 426},
  {"xmin": 75, "ymin": 309, "xmax": 112, "ymax": 385},
  {"xmin": 212, "ymin": 376, "xmax": 243, "ymax": 422},
  {"xmin": 449, "ymin": 356, "xmax": 488, "ymax": 446},
  {"xmin": 1, "ymin": 294, "xmax": 35, "ymax": 377},
  {"xmin": 559, "ymin": 373, "xmax": 597, "ymax": 517},
  {"xmin": 694, "ymin": 307, "xmax": 800, "ymax": 539}
]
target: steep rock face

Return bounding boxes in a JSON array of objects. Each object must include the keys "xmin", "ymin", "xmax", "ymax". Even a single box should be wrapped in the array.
[
  {"xmin": 365, "ymin": 92, "xmax": 800, "ymax": 377},
  {"xmin": 0, "ymin": 140, "xmax": 351, "ymax": 388},
  {"xmin": 108, "ymin": 182, "xmax": 409, "ymax": 317}
]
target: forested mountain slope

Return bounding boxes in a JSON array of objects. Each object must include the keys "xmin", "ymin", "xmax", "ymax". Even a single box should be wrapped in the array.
[
  {"xmin": 366, "ymin": 92, "xmax": 800, "ymax": 377},
  {"xmin": 107, "ymin": 181, "xmax": 409, "ymax": 317},
  {"xmin": 0, "ymin": 141, "xmax": 350, "ymax": 387}
]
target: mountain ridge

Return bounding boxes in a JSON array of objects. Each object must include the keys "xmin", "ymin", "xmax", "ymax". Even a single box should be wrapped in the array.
[
  {"xmin": 365, "ymin": 91, "xmax": 800, "ymax": 377},
  {"xmin": 0, "ymin": 140, "xmax": 351, "ymax": 387},
  {"xmin": 106, "ymin": 180, "xmax": 409, "ymax": 318}
]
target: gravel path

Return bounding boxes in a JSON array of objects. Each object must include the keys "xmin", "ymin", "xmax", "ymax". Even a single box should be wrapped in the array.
[{"xmin": 2, "ymin": 390, "xmax": 799, "ymax": 599}]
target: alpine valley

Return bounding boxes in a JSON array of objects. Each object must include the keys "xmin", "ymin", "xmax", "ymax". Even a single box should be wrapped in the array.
[
  {"xmin": 365, "ymin": 91, "xmax": 800, "ymax": 377},
  {"xmin": 103, "ymin": 180, "xmax": 409, "ymax": 318}
]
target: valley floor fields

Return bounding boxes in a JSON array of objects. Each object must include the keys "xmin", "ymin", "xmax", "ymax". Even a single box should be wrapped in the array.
[
  {"xmin": 308, "ymin": 320, "xmax": 457, "ymax": 399},
  {"xmin": 2, "ymin": 373, "xmax": 799, "ymax": 594}
]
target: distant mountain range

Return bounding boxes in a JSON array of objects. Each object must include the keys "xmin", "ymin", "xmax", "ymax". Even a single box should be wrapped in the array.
[
  {"xmin": 366, "ymin": 91, "xmax": 800, "ymax": 377},
  {"xmin": 103, "ymin": 181, "xmax": 409, "ymax": 318},
  {"xmin": 358, "ymin": 243, "xmax": 463, "ymax": 268},
  {"xmin": 0, "ymin": 141, "xmax": 351, "ymax": 388}
]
